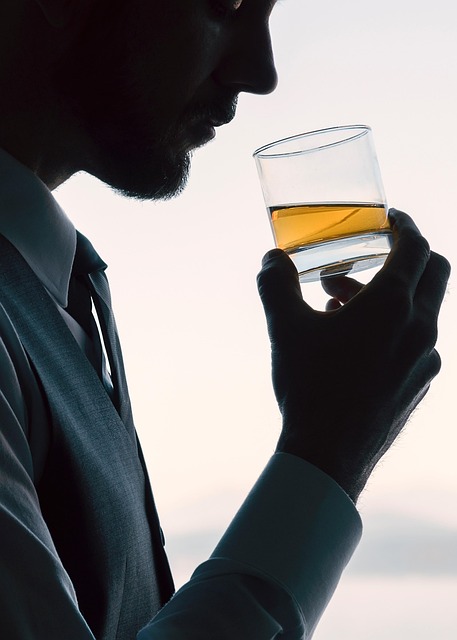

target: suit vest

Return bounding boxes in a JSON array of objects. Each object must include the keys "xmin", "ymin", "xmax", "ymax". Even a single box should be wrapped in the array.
[{"xmin": 0, "ymin": 235, "xmax": 174, "ymax": 639}]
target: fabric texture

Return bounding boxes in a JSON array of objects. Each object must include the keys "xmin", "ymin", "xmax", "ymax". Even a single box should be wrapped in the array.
[{"xmin": 0, "ymin": 234, "xmax": 174, "ymax": 639}]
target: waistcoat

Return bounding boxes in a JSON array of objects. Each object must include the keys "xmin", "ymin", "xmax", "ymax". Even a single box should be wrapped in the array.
[{"xmin": 0, "ymin": 235, "xmax": 174, "ymax": 639}]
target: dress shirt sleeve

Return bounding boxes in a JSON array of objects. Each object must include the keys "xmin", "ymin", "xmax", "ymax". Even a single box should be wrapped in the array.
[
  {"xmin": 0, "ymin": 304, "xmax": 95, "ymax": 639},
  {"xmin": 139, "ymin": 453, "xmax": 362, "ymax": 639}
]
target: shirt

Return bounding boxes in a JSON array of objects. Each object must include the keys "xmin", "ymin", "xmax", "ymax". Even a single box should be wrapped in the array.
[{"xmin": 0, "ymin": 147, "xmax": 362, "ymax": 639}]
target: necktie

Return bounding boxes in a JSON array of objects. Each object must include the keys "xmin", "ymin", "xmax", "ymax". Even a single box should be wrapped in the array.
[
  {"xmin": 66, "ymin": 237, "xmax": 106, "ymax": 383},
  {"xmin": 71, "ymin": 232, "xmax": 134, "ymax": 432},
  {"xmin": 87, "ymin": 267, "xmax": 134, "ymax": 431}
]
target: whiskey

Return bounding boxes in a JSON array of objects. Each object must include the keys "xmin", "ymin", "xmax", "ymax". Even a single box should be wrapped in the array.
[{"xmin": 269, "ymin": 203, "xmax": 390, "ymax": 252}]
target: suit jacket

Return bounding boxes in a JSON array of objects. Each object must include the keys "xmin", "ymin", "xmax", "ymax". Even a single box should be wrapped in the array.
[{"xmin": 0, "ymin": 234, "xmax": 174, "ymax": 640}]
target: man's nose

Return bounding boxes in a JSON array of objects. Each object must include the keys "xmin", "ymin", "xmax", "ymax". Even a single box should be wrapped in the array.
[{"xmin": 214, "ymin": 23, "xmax": 278, "ymax": 96}]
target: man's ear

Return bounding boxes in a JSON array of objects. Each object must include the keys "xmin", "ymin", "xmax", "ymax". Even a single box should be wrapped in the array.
[{"xmin": 33, "ymin": 0, "xmax": 92, "ymax": 29}]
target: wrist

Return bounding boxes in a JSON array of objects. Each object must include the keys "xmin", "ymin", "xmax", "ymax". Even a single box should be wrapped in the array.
[{"xmin": 275, "ymin": 434, "xmax": 367, "ymax": 504}]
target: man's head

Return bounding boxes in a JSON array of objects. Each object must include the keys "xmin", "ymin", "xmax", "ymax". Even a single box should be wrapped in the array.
[{"xmin": 0, "ymin": 0, "xmax": 278, "ymax": 199}]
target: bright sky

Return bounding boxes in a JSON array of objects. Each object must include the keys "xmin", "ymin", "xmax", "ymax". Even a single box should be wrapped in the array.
[{"xmin": 54, "ymin": 0, "xmax": 457, "ymax": 627}]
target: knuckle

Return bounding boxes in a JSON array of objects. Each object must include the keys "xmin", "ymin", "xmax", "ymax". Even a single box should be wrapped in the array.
[
  {"xmin": 408, "ymin": 234, "xmax": 430, "ymax": 261},
  {"xmin": 415, "ymin": 319, "xmax": 438, "ymax": 351},
  {"xmin": 256, "ymin": 268, "xmax": 266, "ymax": 290},
  {"xmin": 397, "ymin": 226, "xmax": 429, "ymax": 258},
  {"xmin": 257, "ymin": 253, "xmax": 296, "ymax": 287},
  {"xmin": 432, "ymin": 252, "xmax": 451, "ymax": 279},
  {"xmin": 386, "ymin": 280, "xmax": 413, "ymax": 317},
  {"xmin": 429, "ymin": 349, "xmax": 442, "ymax": 378},
  {"xmin": 398, "ymin": 316, "xmax": 438, "ymax": 365},
  {"xmin": 256, "ymin": 263, "xmax": 277, "ymax": 294}
]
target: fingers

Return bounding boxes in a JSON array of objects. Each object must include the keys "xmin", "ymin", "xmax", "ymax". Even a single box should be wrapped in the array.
[
  {"xmin": 377, "ymin": 209, "xmax": 431, "ymax": 293},
  {"xmin": 368, "ymin": 210, "xmax": 450, "ymax": 321},
  {"xmin": 321, "ymin": 275, "xmax": 364, "ymax": 304},
  {"xmin": 257, "ymin": 249, "xmax": 309, "ymax": 316},
  {"xmin": 325, "ymin": 298, "xmax": 341, "ymax": 311},
  {"xmin": 415, "ymin": 251, "xmax": 451, "ymax": 317},
  {"xmin": 406, "ymin": 252, "xmax": 451, "ymax": 361},
  {"xmin": 321, "ymin": 210, "xmax": 431, "ymax": 310}
]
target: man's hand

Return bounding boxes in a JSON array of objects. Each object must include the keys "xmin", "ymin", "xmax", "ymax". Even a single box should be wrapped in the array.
[{"xmin": 257, "ymin": 210, "xmax": 451, "ymax": 503}]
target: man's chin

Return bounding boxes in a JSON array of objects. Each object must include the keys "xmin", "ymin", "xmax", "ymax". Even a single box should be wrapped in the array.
[{"xmin": 89, "ymin": 147, "xmax": 192, "ymax": 202}]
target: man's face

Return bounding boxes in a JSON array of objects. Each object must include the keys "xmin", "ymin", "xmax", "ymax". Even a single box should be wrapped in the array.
[{"xmin": 59, "ymin": 0, "xmax": 278, "ymax": 200}]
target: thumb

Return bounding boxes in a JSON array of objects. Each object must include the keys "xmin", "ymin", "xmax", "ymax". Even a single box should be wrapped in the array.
[{"xmin": 257, "ymin": 249, "xmax": 307, "ymax": 316}]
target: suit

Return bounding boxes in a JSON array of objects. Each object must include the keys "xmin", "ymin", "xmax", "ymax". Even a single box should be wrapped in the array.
[{"xmin": 0, "ymin": 233, "xmax": 174, "ymax": 639}]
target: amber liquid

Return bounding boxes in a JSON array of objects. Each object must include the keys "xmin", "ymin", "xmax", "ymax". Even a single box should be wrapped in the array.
[{"xmin": 269, "ymin": 203, "xmax": 390, "ymax": 252}]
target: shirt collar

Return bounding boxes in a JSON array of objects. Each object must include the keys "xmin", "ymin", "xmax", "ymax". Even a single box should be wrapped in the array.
[{"xmin": 0, "ymin": 147, "xmax": 76, "ymax": 308}]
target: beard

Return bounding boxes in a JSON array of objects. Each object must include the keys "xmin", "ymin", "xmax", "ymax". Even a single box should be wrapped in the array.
[{"xmin": 79, "ymin": 110, "xmax": 194, "ymax": 202}]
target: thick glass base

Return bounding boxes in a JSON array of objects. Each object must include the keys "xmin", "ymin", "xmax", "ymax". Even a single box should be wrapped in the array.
[{"xmin": 287, "ymin": 231, "xmax": 393, "ymax": 283}]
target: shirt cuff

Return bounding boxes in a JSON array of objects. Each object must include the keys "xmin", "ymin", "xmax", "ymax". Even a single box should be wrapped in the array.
[{"xmin": 199, "ymin": 452, "xmax": 362, "ymax": 632}]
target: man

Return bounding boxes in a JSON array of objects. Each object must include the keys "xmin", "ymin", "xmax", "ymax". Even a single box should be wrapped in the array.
[{"xmin": 0, "ymin": 1, "xmax": 450, "ymax": 639}]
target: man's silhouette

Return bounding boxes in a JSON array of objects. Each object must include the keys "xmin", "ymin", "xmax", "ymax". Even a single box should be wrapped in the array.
[{"xmin": 0, "ymin": 1, "xmax": 450, "ymax": 638}]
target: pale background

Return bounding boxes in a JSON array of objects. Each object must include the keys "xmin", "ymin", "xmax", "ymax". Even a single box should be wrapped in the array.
[{"xmin": 54, "ymin": 1, "xmax": 457, "ymax": 637}]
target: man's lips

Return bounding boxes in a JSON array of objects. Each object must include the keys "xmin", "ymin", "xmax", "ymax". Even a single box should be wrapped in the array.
[
  {"xmin": 190, "ymin": 109, "xmax": 236, "ymax": 146},
  {"xmin": 180, "ymin": 95, "xmax": 238, "ymax": 148},
  {"xmin": 207, "ymin": 110, "xmax": 236, "ymax": 128},
  {"xmin": 207, "ymin": 101, "xmax": 237, "ymax": 128},
  {"xmin": 191, "ymin": 96, "xmax": 238, "ymax": 130}
]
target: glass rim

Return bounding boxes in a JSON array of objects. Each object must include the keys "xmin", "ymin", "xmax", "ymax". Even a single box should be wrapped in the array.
[{"xmin": 253, "ymin": 124, "xmax": 372, "ymax": 159}]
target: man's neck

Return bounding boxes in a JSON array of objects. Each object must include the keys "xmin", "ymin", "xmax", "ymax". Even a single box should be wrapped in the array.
[{"xmin": 0, "ymin": 121, "xmax": 80, "ymax": 191}]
